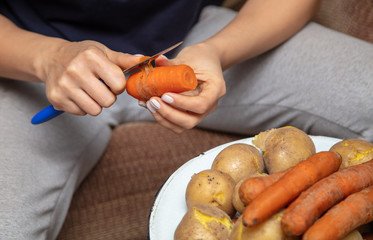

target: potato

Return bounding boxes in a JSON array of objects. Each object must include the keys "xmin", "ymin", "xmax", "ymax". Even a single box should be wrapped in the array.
[
  {"xmin": 253, "ymin": 126, "xmax": 316, "ymax": 174},
  {"xmin": 229, "ymin": 210, "xmax": 299, "ymax": 240},
  {"xmin": 211, "ymin": 143, "xmax": 265, "ymax": 183},
  {"xmin": 186, "ymin": 169, "xmax": 236, "ymax": 217},
  {"xmin": 232, "ymin": 172, "xmax": 268, "ymax": 214},
  {"xmin": 341, "ymin": 230, "xmax": 363, "ymax": 240},
  {"xmin": 330, "ymin": 139, "xmax": 373, "ymax": 168},
  {"xmin": 232, "ymin": 178, "xmax": 246, "ymax": 214},
  {"xmin": 174, "ymin": 204, "xmax": 233, "ymax": 240}
]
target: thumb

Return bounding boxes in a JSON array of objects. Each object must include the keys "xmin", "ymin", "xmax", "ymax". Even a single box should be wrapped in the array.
[
  {"xmin": 154, "ymin": 54, "xmax": 172, "ymax": 67},
  {"xmin": 107, "ymin": 50, "xmax": 143, "ymax": 70}
]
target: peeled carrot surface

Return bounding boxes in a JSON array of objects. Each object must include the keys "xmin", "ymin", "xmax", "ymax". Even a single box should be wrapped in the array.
[
  {"xmin": 241, "ymin": 151, "xmax": 341, "ymax": 227},
  {"xmin": 126, "ymin": 57, "xmax": 197, "ymax": 101},
  {"xmin": 282, "ymin": 158, "xmax": 373, "ymax": 236}
]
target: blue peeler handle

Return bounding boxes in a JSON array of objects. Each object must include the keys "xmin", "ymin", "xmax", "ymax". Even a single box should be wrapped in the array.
[{"xmin": 31, "ymin": 105, "xmax": 64, "ymax": 125}]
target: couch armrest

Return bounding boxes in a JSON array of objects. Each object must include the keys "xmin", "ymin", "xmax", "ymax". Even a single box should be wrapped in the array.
[
  {"xmin": 314, "ymin": 0, "xmax": 373, "ymax": 43},
  {"xmin": 222, "ymin": 0, "xmax": 373, "ymax": 43}
]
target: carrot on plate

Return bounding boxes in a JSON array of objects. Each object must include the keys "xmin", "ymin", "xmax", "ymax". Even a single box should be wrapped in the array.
[
  {"xmin": 303, "ymin": 185, "xmax": 373, "ymax": 240},
  {"xmin": 282, "ymin": 158, "xmax": 373, "ymax": 236},
  {"xmin": 241, "ymin": 151, "xmax": 341, "ymax": 227},
  {"xmin": 239, "ymin": 168, "xmax": 291, "ymax": 205},
  {"xmin": 126, "ymin": 58, "xmax": 197, "ymax": 102}
]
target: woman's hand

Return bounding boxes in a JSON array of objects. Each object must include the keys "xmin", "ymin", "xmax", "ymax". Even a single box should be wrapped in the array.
[
  {"xmin": 0, "ymin": 15, "xmax": 140, "ymax": 116},
  {"xmin": 39, "ymin": 40, "xmax": 140, "ymax": 116},
  {"xmin": 145, "ymin": 42, "xmax": 226, "ymax": 133}
]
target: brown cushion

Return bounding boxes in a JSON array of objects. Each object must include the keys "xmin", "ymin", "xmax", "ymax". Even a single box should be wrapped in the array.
[
  {"xmin": 57, "ymin": 122, "xmax": 243, "ymax": 240},
  {"xmin": 314, "ymin": 0, "xmax": 373, "ymax": 43},
  {"xmin": 223, "ymin": 0, "xmax": 373, "ymax": 43}
]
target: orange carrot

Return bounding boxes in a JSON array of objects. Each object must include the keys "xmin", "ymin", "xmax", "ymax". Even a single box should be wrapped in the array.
[
  {"xmin": 126, "ymin": 63, "xmax": 197, "ymax": 102},
  {"xmin": 282, "ymin": 158, "xmax": 373, "ymax": 236},
  {"xmin": 303, "ymin": 185, "xmax": 373, "ymax": 240},
  {"xmin": 241, "ymin": 151, "xmax": 341, "ymax": 227},
  {"xmin": 239, "ymin": 168, "xmax": 291, "ymax": 205}
]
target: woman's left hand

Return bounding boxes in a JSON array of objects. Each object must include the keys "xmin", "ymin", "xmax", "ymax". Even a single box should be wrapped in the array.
[{"xmin": 144, "ymin": 42, "xmax": 226, "ymax": 134}]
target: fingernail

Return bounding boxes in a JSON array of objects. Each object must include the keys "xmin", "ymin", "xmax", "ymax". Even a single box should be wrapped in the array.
[
  {"xmin": 138, "ymin": 101, "xmax": 146, "ymax": 108},
  {"xmin": 146, "ymin": 99, "xmax": 160, "ymax": 113},
  {"xmin": 161, "ymin": 94, "xmax": 174, "ymax": 104},
  {"xmin": 134, "ymin": 54, "xmax": 144, "ymax": 57}
]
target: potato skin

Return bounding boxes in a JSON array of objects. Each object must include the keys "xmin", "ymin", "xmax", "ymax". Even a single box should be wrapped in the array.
[
  {"xmin": 232, "ymin": 178, "xmax": 246, "ymax": 214},
  {"xmin": 211, "ymin": 143, "xmax": 265, "ymax": 183},
  {"xmin": 174, "ymin": 204, "xmax": 233, "ymax": 240},
  {"xmin": 232, "ymin": 172, "xmax": 267, "ymax": 214},
  {"xmin": 186, "ymin": 169, "xmax": 236, "ymax": 217},
  {"xmin": 253, "ymin": 126, "xmax": 316, "ymax": 174},
  {"xmin": 229, "ymin": 210, "xmax": 299, "ymax": 240},
  {"xmin": 330, "ymin": 139, "xmax": 373, "ymax": 168}
]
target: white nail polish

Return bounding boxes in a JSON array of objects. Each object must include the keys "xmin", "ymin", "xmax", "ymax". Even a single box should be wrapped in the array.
[
  {"xmin": 146, "ymin": 101, "xmax": 156, "ymax": 113},
  {"xmin": 161, "ymin": 94, "xmax": 174, "ymax": 104},
  {"xmin": 146, "ymin": 99, "xmax": 160, "ymax": 113},
  {"xmin": 150, "ymin": 99, "xmax": 160, "ymax": 110},
  {"xmin": 138, "ymin": 101, "xmax": 146, "ymax": 108}
]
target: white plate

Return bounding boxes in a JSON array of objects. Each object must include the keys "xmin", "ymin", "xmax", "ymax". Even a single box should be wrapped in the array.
[{"xmin": 148, "ymin": 135, "xmax": 341, "ymax": 239}]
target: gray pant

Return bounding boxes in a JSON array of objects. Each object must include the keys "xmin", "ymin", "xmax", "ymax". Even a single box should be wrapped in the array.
[{"xmin": 0, "ymin": 6, "xmax": 372, "ymax": 240}]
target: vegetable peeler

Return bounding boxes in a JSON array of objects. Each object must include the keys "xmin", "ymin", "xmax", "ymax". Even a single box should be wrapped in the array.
[{"xmin": 31, "ymin": 41, "xmax": 183, "ymax": 124}]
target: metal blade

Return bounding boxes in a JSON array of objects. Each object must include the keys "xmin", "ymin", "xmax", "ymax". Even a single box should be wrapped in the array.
[{"xmin": 122, "ymin": 41, "xmax": 183, "ymax": 73}]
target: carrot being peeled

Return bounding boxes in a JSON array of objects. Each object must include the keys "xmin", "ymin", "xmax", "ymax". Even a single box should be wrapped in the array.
[
  {"xmin": 303, "ymin": 185, "xmax": 373, "ymax": 240},
  {"xmin": 282, "ymin": 158, "xmax": 373, "ymax": 236},
  {"xmin": 126, "ymin": 63, "xmax": 197, "ymax": 102},
  {"xmin": 241, "ymin": 151, "xmax": 341, "ymax": 227}
]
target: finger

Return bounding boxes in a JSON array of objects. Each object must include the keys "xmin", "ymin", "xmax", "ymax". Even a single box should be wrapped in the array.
[
  {"xmin": 106, "ymin": 52, "xmax": 143, "ymax": 91},
  {"xmin": 53, "ymin": 98, "xmax": 86, "ymax": 116},
  {"xmin": 154, "ymin": 55, "xmax": 171, "ymax": 67},
  {"xmin": 69, "ymin": 88, "xmax": 103, "ymax": 116},
  {"xmin": 108, "ymin": 52, "xmax": 142, "ymax": 70},
  {"xmin": 79, "ymin": 47, "xmax": 130, "ymax": 95},
  {"xmin": 46, "ymin": 76, "xmax": 85, "ymax": 115},
  {"xmin": 79, "ymin": 75, "xmax": 117, "ymax": 108},
  {"xmin": 146, "ymin": 101, "xmax": 185, "ymax": 134},
  {"xmin": 138, "ymin": 100, "xmax": 147, "ymax": 108},
  {"xmin": 92, "ymin": 57, "xmax": 126, "ymax": 95},
  {"xmin": 62, "ymin": 63, "xmax": 117, "ymax": 109},
  {"xmin": 147, "ymin": 98, "xmax": 204, "ymax": 130},
  {"xmin": 160, "ymin": 91, "xmax": 216, "ymax": 115}
]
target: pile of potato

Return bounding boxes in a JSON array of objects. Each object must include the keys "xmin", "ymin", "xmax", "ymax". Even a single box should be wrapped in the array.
[{"xmin": 174, "ymin": 126, "xmax": 373, "ymax": 240}]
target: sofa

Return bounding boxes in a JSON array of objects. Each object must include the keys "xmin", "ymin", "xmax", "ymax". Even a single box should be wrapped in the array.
[{"xmin": 57, "ymin": 0, "xmax": 373, "ymax": 239}]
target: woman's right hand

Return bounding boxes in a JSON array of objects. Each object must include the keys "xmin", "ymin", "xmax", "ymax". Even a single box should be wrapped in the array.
[
  {"xmin": 39, "ymin": 40, "xmax": 140, "ymax": 116},
  {"xmin": 0, "ymin": 15, "xmax": 140, "ymax": 116}
]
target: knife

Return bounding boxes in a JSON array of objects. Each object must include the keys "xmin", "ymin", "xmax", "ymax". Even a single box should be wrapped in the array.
[{"xmin": 31, "ymin": 41, "xmax": 183, "ymax": 125}]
